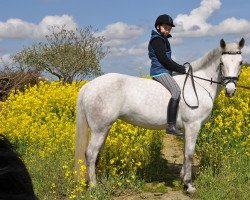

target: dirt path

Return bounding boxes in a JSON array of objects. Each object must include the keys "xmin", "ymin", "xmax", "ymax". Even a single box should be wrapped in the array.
[{"xmin": 113, "ymin": 135, "xmax": 199, "ymax": 200}]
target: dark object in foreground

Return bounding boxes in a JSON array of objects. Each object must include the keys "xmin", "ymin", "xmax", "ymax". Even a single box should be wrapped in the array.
[{"xmin": 0, "ymin": 134, "xmax": 37, "ymax": 200}]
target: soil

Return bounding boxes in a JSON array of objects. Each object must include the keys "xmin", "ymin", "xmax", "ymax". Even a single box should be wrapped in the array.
[{"xmin": 113, "ymin": 134, "xmax": 200, "ymax": 200}]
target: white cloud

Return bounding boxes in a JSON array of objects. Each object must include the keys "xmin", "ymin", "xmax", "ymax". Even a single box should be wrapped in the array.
[
  {"xmin": 109, "ymin": 42, "xmax": 147, "ymax": 57},
  {"xmin": 0, "ymin": 19, "xmax": 36, "ymax": 39},
  {"xmin": 170, "ymin": 37, "xmax": 183, "ymax": 45},
  {"xmin": 127, "ymin": 42, "xmax": 148, "ymax": 56},
  {"xmin": 0, "ymin": 15, "xmax": 77, "ymax": 39},
  {"xmin": 210, "ymin": 18, "xmax": 250, "ymax": 36},
  {"xmin": 37, "ymin": 15, "xmax": 77, "ymax": 36},
  {"xmin": 173, "ymin": 0, "xmax": 250, "ymax": 38},
  {"xmin": 0, "ymin": 54, "xmax": 12, "ymax": 64},
  {"xmin": 0, "ymin": 54, "xmax": 13, "ymax": 70},
  {"xmin": 97, "ymin": 22, "xmax": 145, "ymax": 46},
  {"xmin": 175, "ymin": 0, "xmax": 221, "ymax": 32}
]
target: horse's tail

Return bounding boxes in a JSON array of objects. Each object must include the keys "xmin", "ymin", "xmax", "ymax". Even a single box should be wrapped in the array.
[{"xmin": 75, "ymin": 88, "xmax": 89, "ymax": 180}]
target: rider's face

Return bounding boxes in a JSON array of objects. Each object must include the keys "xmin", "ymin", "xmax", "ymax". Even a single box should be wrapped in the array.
[{"xmin": 157, "ymin": 24, "xmax": 172, "ymax": 37}]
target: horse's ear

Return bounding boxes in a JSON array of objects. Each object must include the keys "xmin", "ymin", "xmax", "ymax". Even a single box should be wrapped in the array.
[
  {"xmin": 239, "ymin": 38, "xmax": 245, "ymax": 49},
  {"xmin": 220, "ymin": 39, "xmax": 226, "ymax": 49}
]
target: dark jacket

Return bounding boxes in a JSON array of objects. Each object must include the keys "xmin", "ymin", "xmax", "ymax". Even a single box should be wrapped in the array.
[{"xmin": 148, "ymin": 30, "xmax": 185, "ymax": 77}]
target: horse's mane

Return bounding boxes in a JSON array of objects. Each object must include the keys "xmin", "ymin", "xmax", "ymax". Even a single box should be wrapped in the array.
[
  {"xmin": 191, "ymin": 42, "xmax": 242, "ymax": 72},
  {"xmin": 0, "ymin": 135, "xmax": 37, "ymax": 200},
  {"xmin": 191, "ymin": 47, "xmax": 222, "ymax": 71}
]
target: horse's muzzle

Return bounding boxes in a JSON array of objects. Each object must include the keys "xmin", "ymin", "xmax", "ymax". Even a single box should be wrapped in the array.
[{"xmin": 225, "ymin": 82, "xmax": 236, "ymax": 97}]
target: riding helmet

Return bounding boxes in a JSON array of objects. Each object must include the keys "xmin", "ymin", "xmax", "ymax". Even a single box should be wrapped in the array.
[{"xmin": 155, "ymin": 14, "xmax": 175, "ymax": 28}]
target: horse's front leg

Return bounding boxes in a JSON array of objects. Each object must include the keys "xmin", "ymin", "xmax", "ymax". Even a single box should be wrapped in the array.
[{"xmin": 181, "ymin": 122, "xmax": 201, "ymax": 194}]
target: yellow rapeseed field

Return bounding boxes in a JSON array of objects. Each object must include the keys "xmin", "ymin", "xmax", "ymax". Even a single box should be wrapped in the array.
[
  {"xmin": 197, "ymin": 67, "xmax": 250, "ymax": 170},
  {"xmin": 0, "ymin": 67, "xmax": 249, "ymax": 199},
  {"xmin": 0, "ymin": 79, "xmax": 163, "ymax": 199}
]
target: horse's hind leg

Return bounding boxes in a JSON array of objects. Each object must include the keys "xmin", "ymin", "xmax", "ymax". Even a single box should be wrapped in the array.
[
  {"xmin": 181, "ymin": 122, "xmax": 201, "ymax": 194},
  {"xmin": 86, "ymin": 129, "xmax": 108, "ymax": 187}
]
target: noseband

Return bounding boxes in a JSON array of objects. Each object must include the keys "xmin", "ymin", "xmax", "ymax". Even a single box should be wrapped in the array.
[{"xmin": 220, "ymin": 51, "xmax": 242, "ymax": 86}]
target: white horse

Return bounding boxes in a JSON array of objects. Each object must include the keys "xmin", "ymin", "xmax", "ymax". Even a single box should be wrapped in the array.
[{"xmin": 75, "ymin": 38, "xmax": 245, "ymax": 194}]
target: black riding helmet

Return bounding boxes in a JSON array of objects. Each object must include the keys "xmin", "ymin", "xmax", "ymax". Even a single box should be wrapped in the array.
[{"xmin": 155, "ymin": 14, "xmax": 175, "ymax": 29}]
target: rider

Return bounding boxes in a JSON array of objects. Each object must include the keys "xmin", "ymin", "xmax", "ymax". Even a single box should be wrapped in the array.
[{"xmin": 148, "ymin": 14, "xmax": 186, "ymax": 136}]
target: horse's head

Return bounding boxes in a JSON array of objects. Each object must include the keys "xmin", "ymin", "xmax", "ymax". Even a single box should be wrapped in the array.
[{"xmin": 220, "ymin": 38, "xmax": 245, "ymax": 97}]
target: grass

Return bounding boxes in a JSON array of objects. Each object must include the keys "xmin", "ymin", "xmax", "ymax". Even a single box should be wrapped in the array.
[
  {"xmin": 10, "ymin": 123, "xmax": 250, "ymax": 200},
  {"xmin": 76, "ymin": 153, "xmax": 249, "ymax": 200},
  {"xmin": 20, "ymin": 130, "xmax": 250, "ymax": 200},
  {"xmin": 194, "ymin": 154, "xmax": 250, "ymax": 200},
  {"xmin": 87, "ymin": 177, "xmax": 142, "ymax": 200},
  {"xmin": 19, "ymin": 128, "xmax": 248, "ymax": 200}
]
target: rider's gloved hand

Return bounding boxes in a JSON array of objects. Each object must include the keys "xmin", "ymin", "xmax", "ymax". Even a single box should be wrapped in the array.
[
  {"xmin": 178, "ymin": 65, "xmax": 188, "ymax": 74},
  {"xmin": 173, "ymin": 63, "xmax": 188, "ymax": 74}
]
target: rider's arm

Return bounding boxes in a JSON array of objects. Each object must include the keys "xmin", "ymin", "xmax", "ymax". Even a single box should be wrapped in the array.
[{"xmin": 150, "ymin": 38, "xmax": 186, "ymax": 74}]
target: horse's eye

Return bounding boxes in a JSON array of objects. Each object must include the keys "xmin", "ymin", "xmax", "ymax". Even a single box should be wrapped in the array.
[{"xmin": 240, "ymin": 61, "xmax": 243, "ymax": 65}]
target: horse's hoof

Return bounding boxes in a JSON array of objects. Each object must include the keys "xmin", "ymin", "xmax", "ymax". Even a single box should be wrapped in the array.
[{"xmin": 187, "ymin": 186, "xmax": 196, "ymax": 195}]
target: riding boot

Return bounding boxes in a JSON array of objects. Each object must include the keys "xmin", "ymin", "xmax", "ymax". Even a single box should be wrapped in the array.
[{"xmin": 166, "ymin": 98, "xmax": 184, "ymax": 137}]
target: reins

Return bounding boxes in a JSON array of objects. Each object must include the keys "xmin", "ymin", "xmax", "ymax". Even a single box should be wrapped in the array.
[
  {"xmin": 182, "ymin": 62, "xmax": 200, "ymax": 109},
  {"xmin": 183, "ymin": 62, "xmax": 222, "ymax": 85},
  {"xmin": 237, "ymin": 85, "xmax": 250, "ymax": 90},
  {"xmin": 182, "ymin": 60, "xmax": 250, "ymax": 109}
]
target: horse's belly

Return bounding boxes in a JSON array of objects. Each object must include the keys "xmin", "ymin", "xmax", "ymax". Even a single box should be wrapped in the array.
[
  {"xmin": 119, "ymin": 108, "xmax": 167, "ymax": 130},
  {"xmin": 119, "ymin": 116, "xmax": 167, "ymax": 130}
]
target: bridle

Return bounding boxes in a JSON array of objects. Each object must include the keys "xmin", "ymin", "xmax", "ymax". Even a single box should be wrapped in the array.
[
  {"xmin": 182, "ymin": 51, "xmax": 243, "ymax": 109},
  {"xmin": 219, "ymin": 51, "xmax": 242, "ymax": 87}
]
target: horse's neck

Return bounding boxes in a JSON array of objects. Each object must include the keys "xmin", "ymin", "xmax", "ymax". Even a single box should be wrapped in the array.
[
  {"xmin": 192, "ymin": 48, "xmax": 221, "ymax": 73},
  {"xmin": 192, "ymin": 48, "xmax": 223, "ymax": 99}
]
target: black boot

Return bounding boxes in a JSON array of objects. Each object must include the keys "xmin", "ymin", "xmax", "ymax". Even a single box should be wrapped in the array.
[{"xmin": 166, "ymin": 98, "xmax": 184, "ymax": 137}]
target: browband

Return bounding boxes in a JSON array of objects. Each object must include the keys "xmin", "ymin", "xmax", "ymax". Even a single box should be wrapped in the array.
[{"xmin": 222, "ymin": 51, "xmax": 241, "ymax": 55}]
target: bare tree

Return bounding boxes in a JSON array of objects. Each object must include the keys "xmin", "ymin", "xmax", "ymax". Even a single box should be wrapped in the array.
[
  {"xmin": 12, "ymin": 26, "xmax": 109, "ymax": 83},
  {"xmin": 0, "ymin": 59, "xmax": 40, "ymax": 101}
]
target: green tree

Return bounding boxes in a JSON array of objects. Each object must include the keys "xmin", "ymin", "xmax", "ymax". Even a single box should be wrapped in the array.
[{"xmin": 12, "ymin": 26, "xmax": 109, "ymax": 83}]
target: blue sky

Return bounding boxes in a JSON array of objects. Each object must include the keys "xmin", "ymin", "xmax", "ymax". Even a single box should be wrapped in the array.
[{"xmin": 1, "ymin": 0, "xmax": 250, "ymax": 77}]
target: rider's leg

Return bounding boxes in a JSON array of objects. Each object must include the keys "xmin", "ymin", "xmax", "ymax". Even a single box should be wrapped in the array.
[
  {"xmin": 153, "ymin": 74, "xmax": 183, "ymax": 136},
  {"xmin": 166, "ymin": 97, "xmax": 183, "ymax": 136}
]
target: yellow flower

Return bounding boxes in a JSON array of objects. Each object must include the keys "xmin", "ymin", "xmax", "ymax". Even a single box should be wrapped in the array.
[{"xmin": 117, "ymin": 182, "xmax": 122, "ymax": 186}]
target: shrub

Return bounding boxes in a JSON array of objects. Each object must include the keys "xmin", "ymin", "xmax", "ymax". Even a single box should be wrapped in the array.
[
  {"xmin": 0, "ymin": 81, "xmax": 84, "ymax": 198},
  {"xmin": 0, "ymin": 69, "xmax": 40, "ymax": 101}
]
